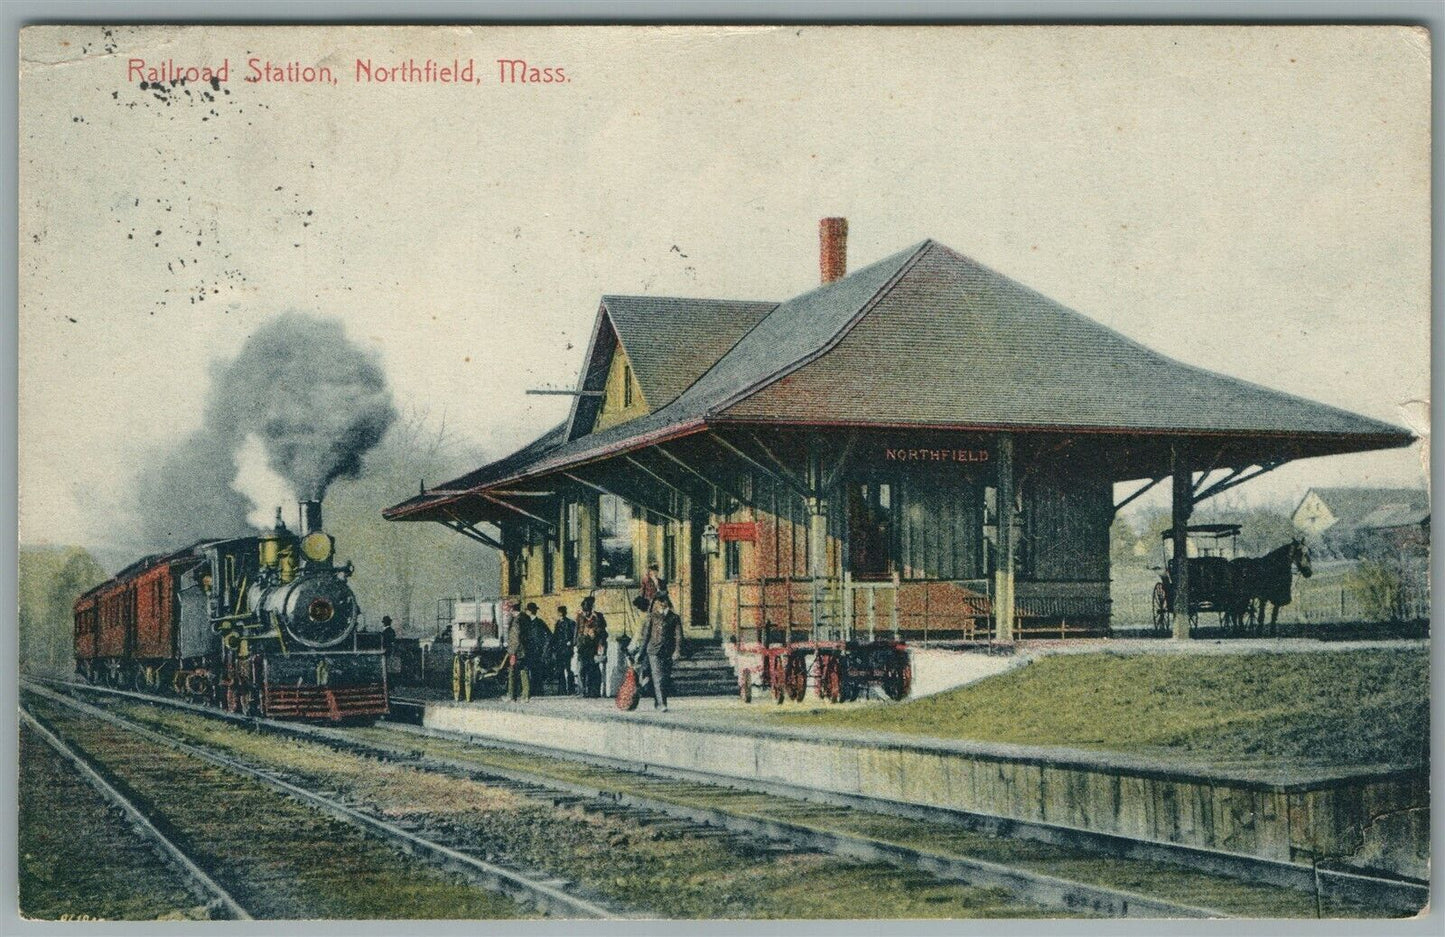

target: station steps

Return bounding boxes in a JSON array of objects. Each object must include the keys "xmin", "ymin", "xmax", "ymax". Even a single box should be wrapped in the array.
[{"xmin": 666, "ymin": 640, "xmax": 739, "ymax": 698}]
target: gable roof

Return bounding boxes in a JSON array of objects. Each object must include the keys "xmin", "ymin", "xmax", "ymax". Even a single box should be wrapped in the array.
[
  {"xmin": 1358, "ymin": 504, "xmax": 1430, "ymax": 530},
  {"xmin": 565, "ymin": 297, "xmax": 777, "ymax": 440},
  {"xmin": 603, "ymin": 296, "xmax": 777, "ymax": 408},
  {"xmin": 1299, "ymin": 487, "xmax": 1430, "ymax": 533},
  {"xmin": 387, "ymin": 237, "xmax": 1415, "ymax": 522}
]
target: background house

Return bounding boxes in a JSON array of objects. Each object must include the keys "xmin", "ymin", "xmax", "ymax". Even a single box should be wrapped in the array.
[{"xmin": 1292, "ymin": 487, "xmax": 1430, "ymax": 559}]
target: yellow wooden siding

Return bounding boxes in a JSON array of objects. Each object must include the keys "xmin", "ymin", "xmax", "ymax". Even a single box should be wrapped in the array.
[{"xmin": 593, "ymin": 345, "xmax": 649, "ymax": 432}]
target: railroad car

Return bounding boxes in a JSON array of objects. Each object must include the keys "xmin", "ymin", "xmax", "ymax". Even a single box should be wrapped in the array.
[{"xmin": 73, "ymin": 500, "xmax": 387, "ymax": 722}]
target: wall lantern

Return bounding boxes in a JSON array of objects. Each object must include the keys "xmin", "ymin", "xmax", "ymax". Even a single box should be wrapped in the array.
[{"xmin": 700, "ymin": 523, "xmax": 721, "ymax": 556}]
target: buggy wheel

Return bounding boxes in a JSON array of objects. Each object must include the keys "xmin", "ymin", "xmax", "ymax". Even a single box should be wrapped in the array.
[
  {"xmin": 768, "ymin": 658, "xmax": 786, "ymax": 704},
  {"xmin": 1151, "ymin": 582, "xmax": 1169, "ymax": 633},
  {"xmin": 785, "ymin": 652, "xmax": 808, "ymax": 702},
  {"xmin": 739, "ymin": 667, "xmax": 752, "ymax": 703},
  {"xmin": 819, "ymin": 656, "xmax": 843, "ymax": 703}
]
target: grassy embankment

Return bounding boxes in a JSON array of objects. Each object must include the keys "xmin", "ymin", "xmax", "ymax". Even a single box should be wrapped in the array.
[{"xmin": 769, "ymin": 648, "xmax": 1428, "ymax": 769}]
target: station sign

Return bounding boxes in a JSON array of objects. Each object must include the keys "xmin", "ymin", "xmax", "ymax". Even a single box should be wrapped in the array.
[
  {"xmin": 717, "ymin": 521, "xmax": 757, "ymax": 542},
  {"xmin": 880, "ymin": 446, "xmax": 990, "ymax": 465}
]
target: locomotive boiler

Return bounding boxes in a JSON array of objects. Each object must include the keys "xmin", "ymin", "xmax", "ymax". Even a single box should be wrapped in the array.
[{"xmin": 73, "ymin": 500, "xmax": 388, "ymax": 722}]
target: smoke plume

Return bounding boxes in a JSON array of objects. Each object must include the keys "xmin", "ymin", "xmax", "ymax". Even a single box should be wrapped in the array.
[{"xmin": 134, "ymin": 313, "xmax": 397, "ymax": 547}]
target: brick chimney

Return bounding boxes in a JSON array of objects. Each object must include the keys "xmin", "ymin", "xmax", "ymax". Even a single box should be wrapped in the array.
[{"xmin": 819, "ymin": 217, "xmax": 848, "ymax": 284}]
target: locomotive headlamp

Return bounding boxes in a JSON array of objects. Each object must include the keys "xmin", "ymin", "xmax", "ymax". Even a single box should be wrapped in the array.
[{"xmin": 301, "ymin": 532, "xmax": 334, "ymax": 563}]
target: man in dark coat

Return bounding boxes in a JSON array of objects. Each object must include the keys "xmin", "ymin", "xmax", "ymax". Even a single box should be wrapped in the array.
[
  {"xmin": 575, "ymin": 596, "xmax": 607, "ymax": 698},
  {"xmin": 634, "ymin": 595, "xmax": 683, "ymax": 711},
  {"xmin": 552, "ymin": 605, "xmax": 577, "ymax": 695},
  {"xmin": 505, "ymin": 600, "xmax": 530, "ymax": 701},
  {"xmin": 521, "ymin": 602, "xmax": 551, "ymax": 696}
]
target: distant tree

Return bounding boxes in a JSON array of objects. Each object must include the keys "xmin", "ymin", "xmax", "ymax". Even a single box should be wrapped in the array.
[
  {"xmin": 1135, "ymin": 507, "xmax": 1174, "ymax": 561},
  {"xmin": 19, "ymin": 547, "xmax": 106, "ymax": 676},
  {"xmin": 1109, "ymin": 514, "xmax": 1141, "ymax": 568}
]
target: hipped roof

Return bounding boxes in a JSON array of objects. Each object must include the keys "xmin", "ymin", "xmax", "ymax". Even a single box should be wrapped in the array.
[{"xmin": 386, "ymin": 239, "xmax": 1413, "ymax": 522}]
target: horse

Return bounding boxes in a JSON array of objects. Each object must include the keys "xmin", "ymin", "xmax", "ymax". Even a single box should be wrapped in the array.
[{"xmin": 1229, "ymin": 539, "xmax": 1312, "ymax": 636}]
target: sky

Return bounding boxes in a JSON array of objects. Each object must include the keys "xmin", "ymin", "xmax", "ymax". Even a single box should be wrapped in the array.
[{"xmin": 19, "ymin": 25, "xmax": 1431, "ymax": 550}]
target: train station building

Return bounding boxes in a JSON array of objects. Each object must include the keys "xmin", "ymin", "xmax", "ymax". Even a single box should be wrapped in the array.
[{"xmin": 384, "ymin": 220, "xmax": 1412, "ymax": 645}]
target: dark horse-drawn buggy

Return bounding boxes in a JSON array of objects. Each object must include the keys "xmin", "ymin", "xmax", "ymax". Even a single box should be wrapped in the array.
[{"xmin": 1152, "ymin": 524, "xmax": 1313, "ymax": 635}]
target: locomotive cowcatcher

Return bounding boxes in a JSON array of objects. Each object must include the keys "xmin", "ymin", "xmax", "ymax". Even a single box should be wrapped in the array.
[{"xmin": 73, "ymin": 500, "xmax": 388, "ymax": 722}]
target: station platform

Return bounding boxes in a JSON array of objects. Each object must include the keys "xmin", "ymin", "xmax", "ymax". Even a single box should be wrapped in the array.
[{"xmin": 418, "ymin": 681, "xmax": 1427, "ymax": 881}]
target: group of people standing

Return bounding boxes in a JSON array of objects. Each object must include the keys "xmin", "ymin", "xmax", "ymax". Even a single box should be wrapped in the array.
[
  {"xmin": 502, "ymin": 595, "xmax": 610, "ymax": 701},
  {"xmin": 500, "ymin": 562, "xmax": 683, "ymax": 710}
]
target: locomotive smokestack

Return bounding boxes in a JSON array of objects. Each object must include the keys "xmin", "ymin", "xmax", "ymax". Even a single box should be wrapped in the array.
[
  {"xmin": 300, "ymin": 500, "xmax": 323, "ymax": 535},
  {"xmin": 819, "ymin": 217, "xmax": 848, "ymax": 284}
]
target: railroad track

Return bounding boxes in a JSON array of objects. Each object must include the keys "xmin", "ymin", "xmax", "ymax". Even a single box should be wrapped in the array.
[
  {"xmin": 35, "ymin": 677, "xmax": 1426, "ymax": 919},
  {"xmin": 27, "ymin": 679, "xmax": 1055, "ymax": 919},
  {"xmin": 20, "ymin": 708, "xmax": 251, "ymax": 920},
  {"xmin": 23, "ymin": 683, "xmax": 617, "ymax": 920},
  {"xmin": 381, "ymin": 706, "xmax": 1427, "ymax": 918}
]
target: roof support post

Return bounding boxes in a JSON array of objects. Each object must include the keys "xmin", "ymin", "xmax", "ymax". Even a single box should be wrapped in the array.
[
  {"xmin": 805, "ymin": 435, "xmax": 829, "ymax": 642},
  {"xmin": 1171, "ymin": 444, "xmax": 1193, "ymax": 640},
  {"xmin": 994, "ymin": 433, "xmax": 1016, "ymax": 643}
]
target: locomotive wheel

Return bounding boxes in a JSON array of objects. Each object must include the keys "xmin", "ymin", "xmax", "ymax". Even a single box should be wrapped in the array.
[
  {"xmin": 1151, "ymin": 582, "xmax": 1169, "ymax": 633},
  {"xmin": 739, "ymin": 667, "xmax": 753, "ymax": 703},
  {"xmin": 785, "ymin": 653, "xmax": 808, "ymax": 703}
]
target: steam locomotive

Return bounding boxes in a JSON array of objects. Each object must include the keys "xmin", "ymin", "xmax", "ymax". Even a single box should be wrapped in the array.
[{"xmin": 73, "ymin": 500, "xmax": 388, "ymax": 722}]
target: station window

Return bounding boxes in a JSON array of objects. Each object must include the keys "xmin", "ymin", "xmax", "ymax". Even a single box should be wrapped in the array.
[
  {"xmin": 623, "ymin": 364, "xmax": 633, "ymax": 407},
  {"xmin": 543, "ymin": 535, "xmax": 556, "ymax": 595},
  {"xmin": 563, "ymin": 500, "xmax": 581, "ymax": 588},
  {"xmin": 662, "ymin": 526, "xmax": 677, "ymax": 582},
  {"xmin": 506, "ymin": 542, "xmax": 524, "ymax": 595},
  {"xmin": 597, "ymin": 493, "xmax": 635, "ymax": 583},
  {"xmin": 724, "ymin": 539, "xmax": 742, "ymax": 580}
]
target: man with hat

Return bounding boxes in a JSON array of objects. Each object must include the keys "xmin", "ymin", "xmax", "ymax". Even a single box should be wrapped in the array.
[
  {"xmin": 552, "ymin": 605, "xmax": 577, "ymax": 695},
  {"xmin": 521, "ymin": 602, "xmax": 551, "ymax": 697},
  {"xmin": 380, "ymin": 615, "xmax": 399, "ymax": 677},
  {"xmin": 574, "ymin": 595, "xmax": 607, "ymax": 698},
  {"xmin": 634, "ymin": 594, "xmax": 683, "ymax": 711},
  {"xmin": 505, "ymin": 599, "xmax": 532, "ymax": 702}
]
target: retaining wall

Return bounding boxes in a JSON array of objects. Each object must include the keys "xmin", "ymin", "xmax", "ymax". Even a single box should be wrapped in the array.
[{"xmin": 424, "ymin": 702, "xmax": 1428, "ymax": 881}]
